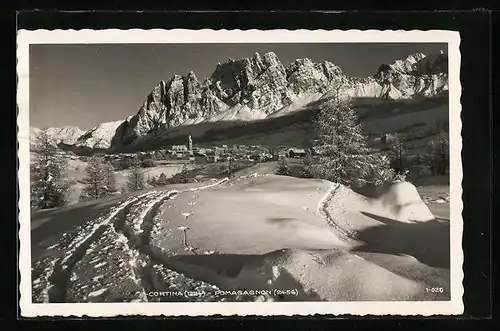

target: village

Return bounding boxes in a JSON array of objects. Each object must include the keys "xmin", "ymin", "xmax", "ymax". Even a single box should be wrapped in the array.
[
  {"xmin": 53, "ymin": 131, "xmax": 428, "ymax": 179},
  {"xmin": 99, "ymin": 134, "xmax": 313, "ymax": 167}
]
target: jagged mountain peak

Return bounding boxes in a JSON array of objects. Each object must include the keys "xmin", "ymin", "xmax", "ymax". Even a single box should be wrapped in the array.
[
  {"xmin": 376, "ymin": 52, "xmax": 448, "ymax": 77},
  {"xmin": 68, "ymin": 51, "xmax": 448, "ymax": 151}
]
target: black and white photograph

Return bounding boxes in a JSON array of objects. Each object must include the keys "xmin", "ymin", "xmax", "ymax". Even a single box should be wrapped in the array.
[{"xmin": 17, "ymin": 29, "xmax": 463, "ymax": 316}]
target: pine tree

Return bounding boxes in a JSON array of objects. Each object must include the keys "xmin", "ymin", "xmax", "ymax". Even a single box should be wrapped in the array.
[
  {"xmin": 80, "ymin": 155, "xmax": 116, "ymax": 201},
  {"xmin": 127, "ymin": 158, "xmax": 146, "ymax": 192},
  {"xmin": 30, "ymin": 131, "xmax": 70, "ymax": 210},
  {"xmin": 307, "ymin": 95, "xmax": 396, "ymax": 187}
]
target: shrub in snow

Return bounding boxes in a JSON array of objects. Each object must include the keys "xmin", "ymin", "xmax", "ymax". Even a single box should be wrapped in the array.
[
  {"xmin": 147, "ymin": 175, "xmax": 157, "ymax": 186},
  {"xmin": 276, "ymin": 156, "xmax": 291, "ymax": 176},
  {"xmin": 155, "ymin": 173, "xmax": 168, "ymax": 186},
  {"xmin": 167, "ymin": 170, "xmax": 191, "ymax": 184}
]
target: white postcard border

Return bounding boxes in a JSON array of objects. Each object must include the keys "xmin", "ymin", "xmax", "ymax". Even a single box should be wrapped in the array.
[{"xmin": 17, "ymin": 29, "xmax": 463, "ymax": 317}]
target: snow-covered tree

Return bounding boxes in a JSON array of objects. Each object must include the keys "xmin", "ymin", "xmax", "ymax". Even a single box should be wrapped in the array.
[
  {"xmin": 127, "ymin": 158, "xmax": 146, "ymax": 192},
  {"xmin": 80, "ymin": 156, "xmax": 117, "ymax": 201},
  {"xmin": 358, "ymin": 153, "xmax": 399, "ymax": 187},
  {"xmin": 30, "ymin": 131, "xmax": 70, "ymax": 210},
  {"xmin": 307, "ymin": 94, "xmax": 396, "ymax": 187}
]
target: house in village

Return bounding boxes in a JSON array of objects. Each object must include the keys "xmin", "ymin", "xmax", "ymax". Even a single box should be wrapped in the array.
[
  {"xmin": 286, "ymin": 147, "xmax": 307, "ymax": 158},
  {"xmin": 172, "ymin": 145, "xmax": 188, "ymax": 153}
]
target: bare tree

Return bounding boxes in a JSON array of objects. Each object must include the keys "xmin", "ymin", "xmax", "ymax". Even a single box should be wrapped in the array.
[
  {"xmin": 427, "ymin": 131, "xmax": 449, "ymax": 176},
  {"xmin": 103, "ymin": 163, "xmax": 117, "ymax": 194},
  {"xmin": 127, "ymin": 157, "xmax": 146, "ymax": 192},
  {"xmin": 80, "ymin": 156, "xmax": 117, "ymax": 201},
  {"xmin": 390, "ymin": 133, "xmax": 407, "ymax": 174},
  {"xmin": 276, "ymin": 156, "xmax": 291, "ymax": 176}
]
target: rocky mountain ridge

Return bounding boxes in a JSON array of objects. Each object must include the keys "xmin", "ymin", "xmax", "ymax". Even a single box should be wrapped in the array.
[
  {"xmin": 35, "ymin": 51, "xmax": 449, "ymax": 150},
  {"xmin": 110, "ymin": 51, "xmax": 448, "ymax": 148}
]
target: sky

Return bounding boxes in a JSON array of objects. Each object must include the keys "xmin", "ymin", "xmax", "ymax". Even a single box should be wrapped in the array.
[{"xmin": 29, "ymin": 43, "xmax": 447, "ymax": 130}]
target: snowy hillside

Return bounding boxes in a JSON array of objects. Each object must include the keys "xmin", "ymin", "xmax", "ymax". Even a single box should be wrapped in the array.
[
  {"xmin": 30, "ymin": 126, "xmax": 85, "ymax": 146},
  {"xmin": 31, "ymin": 169, "xmax": 450, "ymax": 304},
  {"xmin": 74, "ymin": 120, "xmax": 125, "ymax": 149}
]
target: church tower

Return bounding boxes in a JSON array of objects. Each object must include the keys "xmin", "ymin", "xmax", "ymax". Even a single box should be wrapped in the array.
[{"xmin": 187, "ymin": 133, "xmax": 193, "ymax": 155}]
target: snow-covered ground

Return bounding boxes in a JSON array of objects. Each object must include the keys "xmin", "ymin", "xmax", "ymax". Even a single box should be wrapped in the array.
[
  {"xmin": 31, "ymin": 167, "xmax": 450, "ymax": 303},
  {"xmin": 61, "ymin": 159, "xmax": 186, "ymax": 206}
]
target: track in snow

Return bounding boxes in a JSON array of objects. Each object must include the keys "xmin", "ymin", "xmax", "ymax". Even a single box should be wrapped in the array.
[
  {"xmin": 34, "ymin": 178, "xmax": 230, "ymax": 303},
  {"xmin": 318, "ymin": 183, "xmax": 359, "ymax": 241},
  {"xmin": 35, "ymin": 176, "xmax": 349, "ymax": 303},
  {"xmin": 46, "ymin": 193, "xmax": 154, "ymax": 302}
]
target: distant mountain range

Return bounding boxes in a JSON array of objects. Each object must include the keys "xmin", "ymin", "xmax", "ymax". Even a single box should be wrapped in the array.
[
  {"xmin": 31, "ymin": 51, "xmax": 448, "ymax": 152},
  {"xmin": 30, "ymin": 126, "xmax": 85, "ymax": 146}
]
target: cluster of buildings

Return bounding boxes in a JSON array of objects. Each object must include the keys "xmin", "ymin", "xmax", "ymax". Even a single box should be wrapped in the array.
[
  {"xmin": 92, "ymin": 134, "xmax": 321, "ymax": 166},
  {"xmin": 159, "ymin": 140, "xmax": 314, "ymax": 164}
]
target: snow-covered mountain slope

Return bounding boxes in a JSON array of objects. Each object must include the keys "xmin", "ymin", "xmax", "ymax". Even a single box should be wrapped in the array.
[
  {"xmin": 45, "ymin": 126, "xmax": 86, "ymax": 145},
  {"xmin": 107, "ymin": 51, "xmax": 448, "ymax": 148},
  {"xmin": 207, "ymin": 103, "xmax": 268, "ymax": 122},
  {"xmin": 267, "ymin": 92, "xmax": 324, "ymax": 118},
  {"xmin": 30, "ymin": 126, "xmax": 42, "ymax": 144},
  {"xmin": 47, "ymin": 51, "xmax": 447, "ymax": 152},
  {"xmin": 30, "ymin": 126, "xmax": 85, "ymax": 146},
  {"xmin": 75, "ymin": 120, "xmax": 126, "ymax": 149}
]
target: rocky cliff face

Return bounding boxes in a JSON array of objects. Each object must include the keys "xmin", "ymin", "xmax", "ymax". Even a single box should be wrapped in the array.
[{"xmin": 76, "ymin": 51, "xmax": 448, "ymax": 149}]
